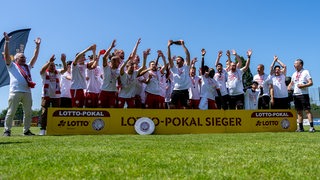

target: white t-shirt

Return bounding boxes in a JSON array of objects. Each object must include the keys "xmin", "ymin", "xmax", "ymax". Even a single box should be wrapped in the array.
[
  {"xmin": 145, "ymin": 70, "xmax": 161, "ymax": 96},
  {"xmin": 41, "ymin": 70, "xmax": 62, "ymax": 98},
  {"xmin": 118, "ymin": 71, "xmax": 138, "ymax": 98},
  {"xmin": 253, "ymin": 74, "xmax": 272, "ymax": 96},
  {"xmin": 165, "ymin": 74, "xmax": 173, "ymax": 103},
  {"xmin": 101, "ymin": 66, "xmax": 120, "ymax": 92},
  {"xmin": 159, "ymin": 74, "xmax": 167, "ymax": 98},
  {"xmin": 214, "ymin": 70, "xmax": 228, "ymax": 96},
  {"xmin": 86, "ymin": 66, "xmax": 103, "ymax": 93},
  {"xmin": 189, "ymin": 76, "xmax": 201, "ymax": 100},
  {"xmin": 271, "ymin": 74, "xmax": 288, "ymax": 98},
  {"xmin": 227, "ymin": 68, "xmax": 244, "ymax": 95},
  {"xmin": 171, "ymin": 65, "xmax": 191, "ymax": 90},
  {"xmin": 244, "ymin": 89, "xmax": 259, "ymax": 110},
  {"xmin": 291, "ymin": 69, "xmax": 312, "ymax": 95},
  {"xmin": 60, "ymin": 71, "xmax": 72, "ymax": 98},
  {"xmin": 6, "ymin": 62, "xmax": 32, "ymax": 93},
  {"xmin": 200, "ymin": 75, "xmax": 218, "ymax": 100},
  {"xmin": 71, "ymin": 63, "xmax": 87, "ymax": 90}
]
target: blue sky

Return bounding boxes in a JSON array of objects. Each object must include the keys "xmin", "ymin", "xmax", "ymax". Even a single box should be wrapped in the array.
[{"xmin": 1, "ymin": 0, "xmax": 319, "ymax": 111}]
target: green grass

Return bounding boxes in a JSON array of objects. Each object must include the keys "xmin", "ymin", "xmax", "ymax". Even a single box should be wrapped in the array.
[{"xmin": 1, "ymin": 127, "xmax": 320, "ymax": 179}]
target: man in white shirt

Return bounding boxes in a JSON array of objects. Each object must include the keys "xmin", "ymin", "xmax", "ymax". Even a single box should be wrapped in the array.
[
  {"xmin": 270, "ymin": 56, "xmax": 288, "ymax": 109},
  {"xmin": 214, "ymin": 50, "xmax": 231, "ymax": 110},
  {"xmin": 39, "ymin": 54, "xmax": 67, "ymax": 135},
  {"xmin": 60, "ymin": 61, "xmax": 72, "ymax": 107},
  {"xmin": 288, "ymin": 59, "xmax": 315, "ymax": 132},
  {"xmin": 226, "ymin": 50, "xmax": 252, "ymax": 109},
  {"xmin": 3, "ymin": 32, "xmax": 41, "ymax": 136},
  {"xmin": 167, "ymin": 40, "xmax": 191, "ymax": 109},
  {"xmin": 142, "ymin": 50, "xmax": 166, "ymax": 109},
  {"xmin": 99, "ymin": 40, "xmax": 120, "ymax": 108},
  {"xmin": 253, "ymin": 64, "xmax": 273, "ymax": 109},
  {"xmin": 70, "ymin": 44, "xmax": 97, "ymax": 108},
  {"xmin": 85, "ymin": 55, "xmax": 103, "ymax": 108},
  {"xmin": 118, "ymin": 49, "xmax": 146, "ymax": 108}
]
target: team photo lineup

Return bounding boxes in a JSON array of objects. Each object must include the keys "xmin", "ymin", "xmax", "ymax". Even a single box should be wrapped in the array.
[{"xmin": 1, "ymin": 31, "xmax": 315, "ymax": 136}]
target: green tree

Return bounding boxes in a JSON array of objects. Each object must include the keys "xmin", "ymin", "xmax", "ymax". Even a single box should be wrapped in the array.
[
  {"xmin": 14, "ymin": 103, "xmax": 24, "ymax": 120},
  {"xmin": 0, "ymin": 105, "xmax": 41, "ymax": 121},
  {"xmin": 0, "ymin": 109, "xmax": 7, "ymax": 119}
]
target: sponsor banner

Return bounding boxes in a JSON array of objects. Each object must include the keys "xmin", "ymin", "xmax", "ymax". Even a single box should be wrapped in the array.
[{"xmin": 47, "ymin": 108, "xmax": 297, "ymax": 135}]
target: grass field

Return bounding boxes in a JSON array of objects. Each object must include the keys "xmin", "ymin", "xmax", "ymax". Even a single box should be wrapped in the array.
[{"xmin": 1, "ymin": 127, "xmax": 320, "ymax": 179}]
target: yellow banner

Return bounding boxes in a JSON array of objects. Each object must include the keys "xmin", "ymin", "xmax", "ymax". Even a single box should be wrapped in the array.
[{"xmin": 47, "ymin": 108, "xmax": 297, "ymax": 135}]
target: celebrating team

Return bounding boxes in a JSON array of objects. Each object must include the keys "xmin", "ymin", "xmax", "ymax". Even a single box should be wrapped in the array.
[{"xmin": 2, "ymin": 33, "xmax": 315, "ymax": 135}]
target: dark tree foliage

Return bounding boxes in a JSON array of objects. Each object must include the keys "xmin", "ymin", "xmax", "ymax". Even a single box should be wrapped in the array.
[{"xmin": 235, "ymin": 56, "xmax": 253, "ymax": 88}]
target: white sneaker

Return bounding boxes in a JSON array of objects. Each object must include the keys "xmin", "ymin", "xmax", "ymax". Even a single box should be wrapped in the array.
[{"xmin": 39, "ymin": 129, "xmax": 46, "ymax": 136}]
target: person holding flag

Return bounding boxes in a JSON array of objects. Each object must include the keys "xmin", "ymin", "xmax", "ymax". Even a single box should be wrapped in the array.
[{"xmin": 2, "ymin": 31, "xmax": 41, "ymax": 136}]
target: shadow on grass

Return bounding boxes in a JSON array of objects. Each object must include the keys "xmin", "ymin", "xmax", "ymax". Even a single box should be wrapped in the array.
[{"xmin": 0, "ymin": 141, "xmax": 31, "ymax": 145}]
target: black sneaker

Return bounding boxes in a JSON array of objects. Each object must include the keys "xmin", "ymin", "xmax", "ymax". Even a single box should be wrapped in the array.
[
  {"xmin": 23, "ymin": 130, "xmax": 35, "ymax": 136},
  {"xmin": 3, "ymin": 130, "xmax": 11, "ymax": 136},
  {"xmin": 295, "ymin": 128, "xmax": 304, "ymax": 132}
]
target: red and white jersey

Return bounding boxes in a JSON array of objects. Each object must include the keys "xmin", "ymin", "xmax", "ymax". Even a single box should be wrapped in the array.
[
  {"xmin": 214, "ymin": 70, "xmax": 228, "ymax": 96},
  {"xmin": 145, "ymin": 70, "xmax": 162, "ymax": 96},
  {"xmin": 200, "ymin": 75, "xmax": 218, "ymax": 100},
  {"xmin": 60, "ymin": 71, "xmax": 72, "ymax": 98},
  {"xmin": 189, "ymin": 75, "xmax": 201, "ymax": 100},
  {"xmin": 86, "ymin": 66, "xmax": 103, "ymax": 93},
  {"xmin": 244, "ymin": 89, "xmax": 259, "ymax": 110},
  {"xmin": 227, "ymin": 68, "xmax": 244, "ymax": 95},
  {"xmin": 171, "ymin": 65, "xmax": 191, "ymax": 90},
  {"xmin": 253, "ymin": 73, "xmax": 272, "ymax": 96},
  {"xmin": 101, "ymin": 66, "xmax": 120, "ymax": 92},
  {"xmin": 271, "ymin": 74, "xmax": 288, "ymax": 98},
  {"xmin": 41, "ymin": 70, "xmax": 62, "ymax": 98},
  {"xmin": 71, "ymin": 63, "xmax": 87, "ymax": 90},
  {"xmin": 159, "ymin": 74, "xmax": 167, "ymax": 98},
  {"xmin": 291, "ymin": 68, "xmax": 312, "ymax": 95},
  {"xmin": 118, "ymin": 71, "xmax": 138, "ymax": 98}
]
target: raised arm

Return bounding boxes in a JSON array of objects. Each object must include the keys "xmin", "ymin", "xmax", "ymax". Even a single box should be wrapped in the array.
[
  {"xmin": 167, "ymin": 40, "xmax": 174, "ymax": 68},
  {"xmin": 137, "ymin": 49, "xmax": 150, "ymax": 76},
  {"xmin": 190, "ymin": 57, "xmax": 197, "ymax": 68},
  {"xmin": 138, "ymin": 49, "xmax": 151, "ymax": 76},
  {"xmin": 215, "ymin": 50, "xmax": 223, "ymax": 67},
  {"xmin": 103, "ymin": 40, "xmax": 116, "ymax": 67},
  {"xmin": 87, "ymin": 50, "xmax": 98, "ymax": 70},
  {"xmin": 241, "ymin": 49, "xmax": 252, "ymax": 72},
  {"xmin": 60, "ymin": 53, "xmax": 68, "ymax": 74},
  {"xmin": 130, "ymin": 38, "xmax": 141, "ymax": 59},
  {"xmin": 157, "ymin": 50, "xmax": 167, "ymax": 74},
  {"xmin": 3, "ymin": 32, "xmax": 11, "ymax": 65},
  {"xmin": 73, "ymin": 44, "xmax": 96, "ymax": 66},
  {"xmin": 181, "ymin": 40, "xmax": 190, "ymax": 66},
  {"xmin": 40, "ymin": 55, "xmax": 55, "ymax": 75},
  {"xmin": 29, "ymin": 37, "xmax": 41, "ymax": 68},
  {"xmin": 201, "ymin": 48, "xmax": 206, "ymax": 75},
  {"xmin": 276, "ymin": 58, "xmax": 287, "ymax": 75},
  {"xmin": 120, "ymin": 56, "xmax": 131, "ymax": 76},
  {"xmin": 232, "ymin": 49, "xmax": 242, "ymax": 69},
  {"xmin": 270, "ymin": 56, "xmax": 277, "ymax": 75}
]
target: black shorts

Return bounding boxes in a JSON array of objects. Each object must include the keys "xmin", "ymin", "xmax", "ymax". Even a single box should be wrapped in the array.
[
  {"xmin": 272, "ymin": 97, "xmax": 288, "ymax": 109},
  {"xmin": 293, "ymin": 94, "xmax": 311, "ymax": 111},
  {"xmin": 258, "ymin": 95, "xmax": 270, "ymax": 109},
  {"xmin": 171, "ymin": 89, "xmax": 189, "ymax": 108},
  {"xmin": 229, "ymin": 94, "xmax": 244, "ymax": 109},
  {"xmin": 216, "ymin": 94, "xmax": 230, "ymax": 110}
]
